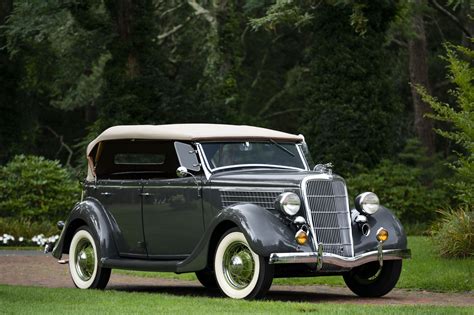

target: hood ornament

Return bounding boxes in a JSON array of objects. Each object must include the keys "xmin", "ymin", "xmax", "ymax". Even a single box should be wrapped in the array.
[{"xmin": 313, "ymin": 162, "xmax": 333, "ymax": 175}]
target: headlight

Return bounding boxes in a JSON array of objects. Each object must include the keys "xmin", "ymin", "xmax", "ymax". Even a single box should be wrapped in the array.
[
  {"xmin": 355, "ymin": 192, "xmax": 379, "ymax": 215},
  {"xmin": 275, "ymin": 192, "xmax": 301, "ymax": 216}
]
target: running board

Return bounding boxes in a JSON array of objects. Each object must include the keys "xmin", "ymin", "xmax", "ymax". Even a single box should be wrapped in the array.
[{"xmin": 100, "ymin": 258, "xmax": 181, "ymax": 272}]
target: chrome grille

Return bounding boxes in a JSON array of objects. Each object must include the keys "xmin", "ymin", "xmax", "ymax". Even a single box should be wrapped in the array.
[
  {"xmin": 304, "ymin": 178, "xmax": 353, "ymax": 257},
  {"xmin": 220, "ymin": 190, "xmax": 283, "ymax": 210}
]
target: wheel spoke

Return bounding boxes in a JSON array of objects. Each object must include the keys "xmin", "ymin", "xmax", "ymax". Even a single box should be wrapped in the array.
[{"xmin": 222, "ymin": 241, "xmax": 255, "ymax": 290}]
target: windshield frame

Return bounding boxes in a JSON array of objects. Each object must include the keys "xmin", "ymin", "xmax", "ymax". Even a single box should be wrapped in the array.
[{"xmin": 196, "ymin": 141, "xmax": 310, "ymax": 175}]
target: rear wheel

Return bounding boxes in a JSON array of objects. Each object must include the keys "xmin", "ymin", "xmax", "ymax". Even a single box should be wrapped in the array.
[
  {"xmin": 195, "ymin": 268, "xmax": 218, "ymax": 289},
  {"xmin": 214, "ymin": 228, "xmax": 273, "ymax": 299},
  {"xmin": 69, "ymin": 226, "xmax": 111, "ymax": 289},
  {"xmin": 343, "ymin": 260, "xmax": 402, "ymax": 297}
]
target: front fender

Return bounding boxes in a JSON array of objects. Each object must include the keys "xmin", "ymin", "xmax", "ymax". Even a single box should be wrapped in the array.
[
  {"xmin": 352, "ymin": 205, "xmax": 408, "ymax": 255},
  {"xmin": 216, "ymin": 204, "xmax": 313, "ymax": 256},
  {"xmin": 52, "ymin": 198, "xmax": 119, "ymax": 260},
  {"xmin": 177, "ymin": 204, "xmax": 311, "ymax": 272}
]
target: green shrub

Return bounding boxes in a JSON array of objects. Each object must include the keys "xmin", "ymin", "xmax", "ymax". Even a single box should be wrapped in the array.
[
  {"xmin": 0, "ymin": 217, "xmax": 58, "ymax": 239},
  {"xmin": 431, "ymin": 207, "xmax": 474, "ymax": 258},
  {"xmin": 0, "ymin": 155, "xmax": 80, "ymax": 221},
  {"xmin": 347, "ymin": 139, "xmax": 452, "ymax": 225}
]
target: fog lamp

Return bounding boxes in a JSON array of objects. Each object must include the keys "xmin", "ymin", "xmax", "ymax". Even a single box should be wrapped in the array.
[
  {"xmin": 376, "ymin": 227, "xmax": 389, "ymax": 243},
  {"xmin": 295, "ymin": 229, "xmax": 308, "ymax": 245}
]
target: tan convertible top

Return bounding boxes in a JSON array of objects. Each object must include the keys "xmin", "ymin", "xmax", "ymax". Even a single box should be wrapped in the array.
[
  {"xmin": 85, "ymin": 124, "xmax": 303, "ymax": 180},
  {"xmin": 86, "ymin": 124, "xmax": 303, "ymax": 156}
]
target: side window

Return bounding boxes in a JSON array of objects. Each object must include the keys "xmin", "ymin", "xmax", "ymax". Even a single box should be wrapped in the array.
[
  {"xmin": 94, "ymin": 140, "xmax": 180, "ymax": 179},
  {"xmin": 174, "ymin": 142, "xmax": 201, "ymax": 172}
]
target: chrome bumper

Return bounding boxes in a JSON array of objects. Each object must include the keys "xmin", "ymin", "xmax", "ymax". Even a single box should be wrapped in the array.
[{"xmin": 269, "ymin": 248, "xmax": 411, "ymax": 269}]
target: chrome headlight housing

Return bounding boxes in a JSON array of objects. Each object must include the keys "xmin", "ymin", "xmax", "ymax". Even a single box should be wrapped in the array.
[
  {"xmin": 355, "ymin": 192, "xmax": 380, "ymax": 215},
  {"xmin": 275, "ymin": 192, "xmax": 301, "ymax": 216}
]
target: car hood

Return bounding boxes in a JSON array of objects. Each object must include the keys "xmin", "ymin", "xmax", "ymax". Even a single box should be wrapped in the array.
[{"xmin": 209, "ymin": 168, "xmax": 343, "ymax": 188}]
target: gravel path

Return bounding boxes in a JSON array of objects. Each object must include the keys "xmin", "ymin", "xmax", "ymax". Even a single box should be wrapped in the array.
[{"xmin": 0, "ymin": 253, "xmax": 473, "ymax": 306}]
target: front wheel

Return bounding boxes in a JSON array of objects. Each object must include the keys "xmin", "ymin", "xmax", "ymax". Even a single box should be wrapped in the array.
[
  {"xmin": 69, "ymin": 226, "xmax": 111, "ymax": 289},
  {"xmin": 343, "ymin": 260, "xmax": 402, "ymax": 297},
  {"xmin": 214, "ymin": 229, "xmax": 273, "ymax": 299}
]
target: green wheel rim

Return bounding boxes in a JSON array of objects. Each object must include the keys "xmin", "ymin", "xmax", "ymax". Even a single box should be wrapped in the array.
[
  {"xmin": 74, "ymin": 238, "xmax": 95, "ymax": 281},
  {"xmin": 222, "ymin": 241, "xmax": 255, "ymax": 290}
]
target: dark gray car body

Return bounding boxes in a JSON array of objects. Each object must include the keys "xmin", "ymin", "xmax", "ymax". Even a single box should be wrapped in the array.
[{"xmin": 52, "ymin": 167, "xmax": 408, "ymax": 276}]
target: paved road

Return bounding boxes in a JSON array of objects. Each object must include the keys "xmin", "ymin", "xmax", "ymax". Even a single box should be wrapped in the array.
[
  {"xmin": 0, "ymin": 250, "xmax": 45, "ymax": 256},
  {"xmin": 0, "ymin": 252, "xmax": 473, "ymax": 306}
]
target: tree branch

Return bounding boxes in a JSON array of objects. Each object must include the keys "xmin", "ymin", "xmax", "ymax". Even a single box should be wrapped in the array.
[
  {"xmin": 187, "ymin": 0, "xmax": 215, "ymax": 25},
  {"xmin": 264, "ymin": 108, "xmax": 303, "ymax": 119},
  {"xmin": 44, "ymin": 126, "xmax": 73, "ymax": 168},
  {"xmin": 157, "ymin": 15, "xmax": 193, "ymax": 42},
  {"xmin": 429, "ymin": 0, "xmax": 472, "ymax": 38},
  {"xmin": 159, "ymin": 3, "xmax": 184, "ymax": 18}
]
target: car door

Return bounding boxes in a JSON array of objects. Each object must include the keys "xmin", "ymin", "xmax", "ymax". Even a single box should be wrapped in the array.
[
  {"xmin": 88, "ymin": 180, "xmax": 146, "ymax": 257},
  {"xmin": 142, "ymin": 142, "xmax": 204, "ymax": 259}
]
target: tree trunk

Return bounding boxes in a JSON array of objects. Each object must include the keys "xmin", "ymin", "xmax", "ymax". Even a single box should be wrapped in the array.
[
  {"xmin": 408, "ymin": 0, "xmax": 436, "ymax": 155},
  {"xmin": 116, "ymin": 0, "xmax": 139, "ymax": 78}
]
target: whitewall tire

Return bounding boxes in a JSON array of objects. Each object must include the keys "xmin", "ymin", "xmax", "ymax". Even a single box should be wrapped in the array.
[
  {"xmin": 214, "ymin": 229, "xmax": 273, "ymax": 299},
  {"xmin": 69, "ymin": 226, "xmax": 110, "ymax": 289}
]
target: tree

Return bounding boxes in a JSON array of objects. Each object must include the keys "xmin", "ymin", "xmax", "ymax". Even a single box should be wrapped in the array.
[
  {"xmin": 418, "ymin": 43, "xmax": 474, "ymax": 205},
  {"xmin": 408, "ymin": 0, "xmax": 436, "ymax": 155}
]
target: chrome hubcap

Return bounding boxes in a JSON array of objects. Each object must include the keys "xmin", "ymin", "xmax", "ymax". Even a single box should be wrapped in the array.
[
  {"xmin": 223, "ymin": 241, "xmax": 255, "ymax": 290},
  {"xmin": 75, "ymin": 239, "xmax": 95, "ymax": 281}
]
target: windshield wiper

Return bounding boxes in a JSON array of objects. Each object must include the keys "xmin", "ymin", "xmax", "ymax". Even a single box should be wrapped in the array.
[{"xmin": 269, "ymin": 139, "xmax": 295, "ymax": 157}]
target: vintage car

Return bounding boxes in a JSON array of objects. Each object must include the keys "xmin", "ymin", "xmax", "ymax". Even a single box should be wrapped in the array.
[{"xmin": 51, "ymin": 124, "xmax": 410, "ymax": 299}]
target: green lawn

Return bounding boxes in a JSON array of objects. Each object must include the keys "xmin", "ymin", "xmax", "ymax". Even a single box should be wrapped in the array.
[
  {"xmin": 118, "ymin": 236, "xmax": 474, "ymax": 292},
  {"xmin": 0, "ymin": 285, "xmax": 471, "ymax": 314}
]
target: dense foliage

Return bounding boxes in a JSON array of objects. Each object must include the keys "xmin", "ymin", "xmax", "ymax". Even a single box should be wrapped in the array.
[
  {"xmin": 0, "ymin": 1, "xmax": 472, "ymax": 235},
  {"xmin": 0, "ymin": 155, "xmax": 80, "ymax": 221},
  {"xmin": 347, "ymin": 139, "xmax": 451, "ymax": 224}
]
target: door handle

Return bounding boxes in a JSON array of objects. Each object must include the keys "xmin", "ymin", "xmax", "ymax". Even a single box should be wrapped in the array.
[{"xmin": 100, "ymin": 192, "xmax": 113, "ymax": 196}]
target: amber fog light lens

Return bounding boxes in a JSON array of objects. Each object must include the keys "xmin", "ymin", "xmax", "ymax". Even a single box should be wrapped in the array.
[
  {"xmin": 376, "ymin": 228, "xmax": 389, "ymax": 242},
  {"xmin": 295, "ymin": 229, "xmax": 308, "ymax": 245}
]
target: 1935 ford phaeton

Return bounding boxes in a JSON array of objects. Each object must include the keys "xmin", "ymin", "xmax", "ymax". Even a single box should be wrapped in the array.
[{"xmin": 51, "ymin": 124, "xmax": 410, "ymax": 299}]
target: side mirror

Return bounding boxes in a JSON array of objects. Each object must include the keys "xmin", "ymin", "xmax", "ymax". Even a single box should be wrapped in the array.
[
  {"xmin": 176, "ymin": 166, "xmax": 201, "ymax": 197},
  {"xmin": 176, "ymin": 166, "xmax": 189, "ymax": 178}
]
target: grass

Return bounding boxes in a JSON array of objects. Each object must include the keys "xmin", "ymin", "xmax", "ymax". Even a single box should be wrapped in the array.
[
  {"xmin": 0, "ymin": 285, "xmax": 472, "ymax": 314},
  {"xmin": 117, "ymin": 236, "xmax": 474, "ymax": 292}
]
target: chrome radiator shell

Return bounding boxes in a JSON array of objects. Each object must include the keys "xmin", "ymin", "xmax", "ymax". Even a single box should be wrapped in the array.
[{"xmin": 301, "ymin": 175, "xmax": 354, "ymax": 257}]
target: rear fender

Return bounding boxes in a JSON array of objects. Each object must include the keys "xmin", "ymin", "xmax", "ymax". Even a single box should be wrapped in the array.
[{"xmin": 52, "ymin": 198, "xmax": 119, "ymax": 260}]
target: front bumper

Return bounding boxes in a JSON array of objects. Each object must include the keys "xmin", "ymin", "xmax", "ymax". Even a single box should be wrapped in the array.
[{"xmin": 269, "ymin": 248, "xmax": 411, "ymax": 269}]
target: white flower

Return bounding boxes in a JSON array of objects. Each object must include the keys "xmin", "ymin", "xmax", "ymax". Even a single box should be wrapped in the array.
[
  {"xmin": 0, "ymin": 237, "xmax": 3, "ymax": 241},
  {"xmin": 19, "ymin": 237, "xmax": 24, "ymax": 242}
]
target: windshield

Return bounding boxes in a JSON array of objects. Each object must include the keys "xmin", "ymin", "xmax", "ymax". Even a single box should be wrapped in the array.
[{"xmin": 201, "ymin": 141, "xmax": 307, "ymax": 171}]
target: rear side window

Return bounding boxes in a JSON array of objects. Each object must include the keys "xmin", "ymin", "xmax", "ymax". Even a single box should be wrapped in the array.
[{"xmin": 93, "ymin": 140, "xmax": 180, "ymax": 179}]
